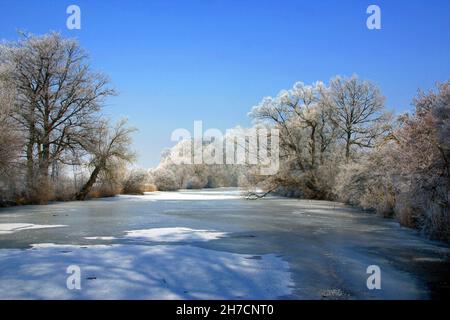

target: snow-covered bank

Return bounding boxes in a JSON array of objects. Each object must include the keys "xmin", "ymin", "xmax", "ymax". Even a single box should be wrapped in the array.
[
  {"xmin": 142, "ymin": 188, "xmax": 243, "ymax": 200},
  {"xmin": 0, "ymin": 243, "xmax": 293, "ymax": 299}
]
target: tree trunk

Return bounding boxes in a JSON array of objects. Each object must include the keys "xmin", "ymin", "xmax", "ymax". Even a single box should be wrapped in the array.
[
  {"xmin": 26, "ymin": 120, "xmax": 35, "ymax": 189},
  {"xmin": 76, "ymin": 164, "xmax": 102, "ymax": 200},
  {"xmin": 26, "ymin": 140, "xmax": 34, "ymax": 188},
  {"xmin": 310, "ymin": 125, "xmax": 316, "ymax": 169},
  {"xmin": 345, "ymin": 131, "xmax": 351, "ymax": 162}
]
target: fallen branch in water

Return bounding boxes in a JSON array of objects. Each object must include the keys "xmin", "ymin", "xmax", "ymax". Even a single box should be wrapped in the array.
[{"xmin": 245, "ymin": 188, "xmax": 276, "ymax": 200}]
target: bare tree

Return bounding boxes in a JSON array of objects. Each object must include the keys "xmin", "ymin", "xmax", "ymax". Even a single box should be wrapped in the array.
[
  {"xmin": 2, "ymin": 32, "xmax": 115, "ymax": 196},
  {"xmin": 248, "ymin": 81, "xmax": 339, "ymax": 198},
  {"xmin": 0, "ymin": 65, "xmax": 23, "ymax": 190},
  {"xmin": 325, "ymin": 75, "xmax": 390, "ymax": 161},
  {"xmin": 335, "ymin": 80, "xmax": 450, "ymax": 241},
  {"xmin": 394, "ymin": 81, "xmax": 450, "ymax": 239},
  {"xmin": 249, "ymin": 82, "xmax": 328, "ymax": 171},
  {"xmin": 76, "ymin": 119, "xmax": 136, "ymax": 200}
]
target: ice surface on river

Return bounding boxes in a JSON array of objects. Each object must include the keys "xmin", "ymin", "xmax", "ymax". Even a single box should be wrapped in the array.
[
  {"xmin": 0, "ymin": 243, "xmax": 293, "ymax": 299},
  {"xmin": 124, "ymin": 227, "xmax": 227, "ymax": 242},
  {"xmin": 0, "ymin": 188, "xmax": 449, "ymax": 299},
  {"xmin": 0, "ymin": 223, "xmax": 67, "ymax": 235}
]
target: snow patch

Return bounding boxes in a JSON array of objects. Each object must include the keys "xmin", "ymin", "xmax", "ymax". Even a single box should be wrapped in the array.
[
  {"xmin": 413, "ymin": 257, "xmax": 444, "ymax": 262},
  {"xmin": 0, "ymin": 223, "xmax": 67, "ymax": 235},
  {"xmin": 84, "ymin": 236, "xmax": 116, "ymax": 241},
  {"xmin": 124, "ymin": 227, "xmax": 227, "ymax": 242}
]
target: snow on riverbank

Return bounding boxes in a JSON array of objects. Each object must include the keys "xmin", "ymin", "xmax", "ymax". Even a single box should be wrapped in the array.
[
  {"xmin": 0, "ymin": 243, "xmax": 293, "ymax": 299},
  {"xmin": 109, "ymin": 189, "xmax": 242, "ymax": 202},
  {"xmin": 142, "ymin": 188, "xmax": 243, "ymax": 200},
  {"xmin": 0, "ymin": 223, "xmax": 67, "ymax": 235}
]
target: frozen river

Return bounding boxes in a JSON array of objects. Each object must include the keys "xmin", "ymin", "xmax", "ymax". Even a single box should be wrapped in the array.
[{"xmin": 0, "ymin": 188, "xmax": 449, "ymax": 299}]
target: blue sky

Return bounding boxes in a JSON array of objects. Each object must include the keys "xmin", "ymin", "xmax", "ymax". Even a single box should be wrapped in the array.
[{"xmin": 1, "ymin": 0, "xmax": 449, "ymax": 167}]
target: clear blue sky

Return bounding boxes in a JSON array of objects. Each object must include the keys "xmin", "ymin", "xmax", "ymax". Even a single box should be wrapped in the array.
[{"xmin": 1, "ymin": 0, "xmax": 449, "ymax": 167}]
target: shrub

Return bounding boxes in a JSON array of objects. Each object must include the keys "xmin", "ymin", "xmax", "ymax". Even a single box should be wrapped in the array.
[
  {"xmin": 151, "ymin": 168, "xmax": 179, "ymax": 191},
  {"xmin": 122, "ymin": 169, "xmax": 149, "ymax": 195}
]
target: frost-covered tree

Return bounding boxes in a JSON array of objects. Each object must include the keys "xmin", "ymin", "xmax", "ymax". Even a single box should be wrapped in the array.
[
  {"xmin": 393, "ymin": 81, "xmax": 450, "ymax": 240},
  {"xmin": 249, "ymin": 82, "xmax": 324, "ymax": 170},
  {"xmin": 76, "ymin": 119, "xmax": 136, "ymax": 200},
  {"xmin": 0, "ymin": 64, "xmax": 21, "ymax": 177},
  {"xmin": 150, "ymin": 167, "xmax": 179, "ymax": 191},
  {"xmin": 151, "ymin": 129, "xmax": 249, "ymax": 191},
  {"xmin": 1, "ymin": 32, "xmax": 115, "ymax": 201},
  {"xmin": 122, "ymin": 169, "xmax": 150, "ymax": 195},
  {"xmin": 334, "ymin": 144, "xmax": 397, "ymax": 217},
  {"xmin": 335, "ymin": 80, "xmax": 450, "ymax": 241},
  {"xmin": 324, "ymin": 75, "xmax": 391, "ymax": 161},
  {"xmin": 248, "ymin": 81, "xmax": 340, "ymax": 198}
]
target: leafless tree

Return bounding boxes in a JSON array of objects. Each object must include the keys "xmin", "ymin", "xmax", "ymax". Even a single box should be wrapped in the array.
[
  {"xmin": 335, "ymin": 80, "xmax": 450, "ymax": 241},
  {"xmin": 2, "ymin": 32, "xmax": 115, "ymax": 197},
  {"xmin": 248, "ymin": 81, "xmax": 340, "ymax": 198},
  {"xmin": 0, "ymin": 64, "xmax": 22, "ymax": 177},
  {"xmin": 324, "ymin": 75, "xmax": 391, "ymax": 161},
  {"xmin": 76, "ymin": 119, "xmax": 136, "ymax": 200}
]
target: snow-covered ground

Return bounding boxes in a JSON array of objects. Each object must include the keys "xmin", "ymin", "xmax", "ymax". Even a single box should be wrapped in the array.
[{"xmin": 0, "ymin": 188, "xmax": 449, "ymax": 300}]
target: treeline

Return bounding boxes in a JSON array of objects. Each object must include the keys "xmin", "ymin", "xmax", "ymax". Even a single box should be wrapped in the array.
[
  {"xmin": 155, "ymin": 77, "xmax": 450, "ymax": 242},
  {"xmin": 150, "ymin": 132, "xmax": 250, "ymax": 191},
  {"xmin": 0, "ymin": 33, "xmax": 139, "ymax": 205}
]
